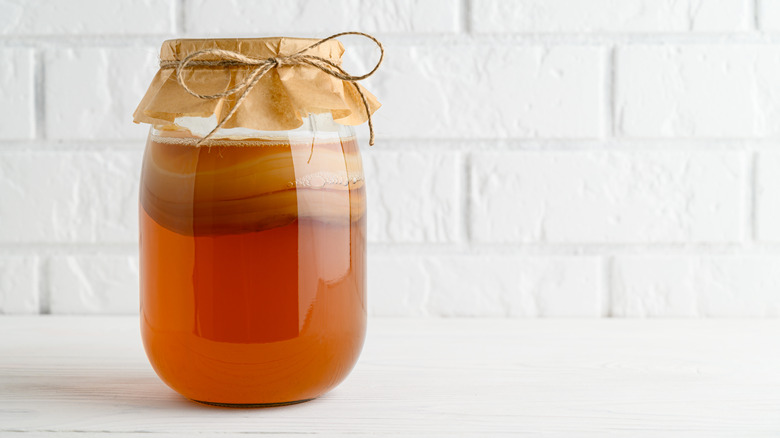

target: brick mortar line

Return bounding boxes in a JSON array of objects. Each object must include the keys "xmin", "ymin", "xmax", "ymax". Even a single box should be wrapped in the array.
[
  {"xmin": 0, "ymin": 145, "xmax": 146, "ymax": 152},
  {"xmin": 33, "ymin": 49, "xmax": 45, "ymax": 140},
  {"xmin": 461, "ymin": 152, "xmax": 471, "ymax": 244},
  {"xmin": 38, "ymin": 256, "xmax": 50, "ymax": 315},
  {"xmin": 603, "ymin": 46, "xmax": 615, "ymax": 317},
  {"xmin": 607, "ymin": 46, "xmax": 616, "ymax": 138},
  {"xmin": 0, "ymin": 244, "xmax": 138, "ymax": 255},
  {"xmin": 7, "ymin": 243, "xmax": 780, "ymax": 256},
  {"xmin": 461, "ymin": 0, "xmax": 471, "ymax": 34},
  {"xmin": 1, "ymin": 139, "xmax": 780, "ymax": 148},
  {"xmin": 754, "ymin": 0, "xmax": 762, "ymax": 31},
  {"xmin": 602, "ymin": 256, "xmax": 612, "ymax": 317},
  {"xmin": 373, "ymin": 242, "xmax": 780, "ymax": 253},
  {"xmin": 0, "ymin": 145, "xmax": 775, "ymax": 154},
  {"xmin": 751, "ymin": 152, "xmax": 760, "ymax": 242},
  {"xmin": 10, "ymin": 33, "xmax": 780, "ymax": 47}
]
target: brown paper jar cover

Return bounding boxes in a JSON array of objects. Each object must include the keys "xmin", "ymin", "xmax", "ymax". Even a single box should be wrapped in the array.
[{"xmin": 132, "ymin": 37, "xmax": 381, "ymax": 132}]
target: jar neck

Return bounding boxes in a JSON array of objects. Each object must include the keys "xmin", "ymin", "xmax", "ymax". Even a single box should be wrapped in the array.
[{"xmin": 153, "ymin": 112, "xmax": 356, "ymax": 141}]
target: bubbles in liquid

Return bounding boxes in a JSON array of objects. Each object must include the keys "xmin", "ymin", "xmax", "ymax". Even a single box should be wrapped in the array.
[{"xmin": 292, "ymin": 171, "xmax": 364, "ymax": 190}]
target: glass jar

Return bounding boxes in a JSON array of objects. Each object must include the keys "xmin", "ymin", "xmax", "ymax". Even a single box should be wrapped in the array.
[{"xmin": 139, "ymin": 113, "xmax": 366, "ymax": 406}]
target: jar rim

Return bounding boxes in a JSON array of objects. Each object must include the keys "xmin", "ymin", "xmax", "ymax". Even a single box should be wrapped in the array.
[{"xmin": 159, "ymin": 37, "xmax": 344, "ymax": 62}]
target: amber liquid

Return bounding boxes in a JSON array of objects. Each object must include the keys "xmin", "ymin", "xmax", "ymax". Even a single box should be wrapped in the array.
[{"xmin": 140, "ymin": 133, "xmax": 366, "ymax": 405}]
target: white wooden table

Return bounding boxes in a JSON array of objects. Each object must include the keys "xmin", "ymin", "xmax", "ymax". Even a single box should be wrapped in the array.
[{"xmin": 1, "ymin": 317, "xmax": 779, "ymax": 437}]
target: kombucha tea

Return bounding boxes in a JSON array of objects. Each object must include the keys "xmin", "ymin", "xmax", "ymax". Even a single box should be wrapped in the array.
[{"xmin": 139, "ymin": 131, "xmax": 366, "ymax": 405}]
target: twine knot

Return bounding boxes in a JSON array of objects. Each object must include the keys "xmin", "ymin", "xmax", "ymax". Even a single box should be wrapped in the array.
[{"xmin": 159, "ymin": 32, "xmax": 384, "ymax": 146}]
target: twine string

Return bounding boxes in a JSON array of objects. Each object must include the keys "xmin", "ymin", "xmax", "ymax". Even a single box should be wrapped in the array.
[{"xmin": 159, "ymin": 31, "xmax": 384, "ymax": 146}]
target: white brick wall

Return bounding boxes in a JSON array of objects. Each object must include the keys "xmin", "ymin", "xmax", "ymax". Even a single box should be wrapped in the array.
[
  {"xmin": 470, "ymin": 151, "xmax": 746, "ymax": 243},
  {"xmin": 756, "ymin": 152, "xmax": 780, "ymax": 241},
  {"xmin": 0, "ymin": 152, "xmax": 140, "ymax": 243},
  {"xmin": 0, "ymin": 256, "xmax": 38, "ymax": 313},
  {"xmin": 0, "ymin": 49, "xmax": 35, "ymax": 140},
  {"xmin": 368, "ymin": 255, "xmax": 602, "ymax": 317},
  {"xmin": 48, "ymin": 255, "xmax": 139, "ymax": 314},
  {"xmin": 612, "ymin": 256, "xmax": 780, "ymax": 317},
  {"xmin": 46, "ymin": 48, "xmax": 159, "ymax": 140},
  {"xmin": 616, "ymin": 45, "xmax": 780, "ymax": 138},
  {"xmin": 472, "ymin": 0, "xmax": 752, "ymax": 33},
  {"xmin": 365, "ymin": 150, "xmax": 461, "ymax": 243},
  {"xmin": 759, "ymin": 0, "xmax": 780, "ymax": 30},
  {"xmin": 0, "ymin": 0, "xmax": 176, "ymax": 36},
  {"xmin": 371, "ymin": 44, "xmax": 605, "ymax": 139},
  {"xmin": 186, "ymin": 0, "xmax": 460, "ymax": 35},
  {"xmin": 2, "ymin": 0, "xmax": 780, "ymax": 318}
]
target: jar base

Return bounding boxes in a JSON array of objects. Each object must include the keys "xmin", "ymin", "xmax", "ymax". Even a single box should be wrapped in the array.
[{"xmin": 192, "ymin": 398, "xmax": 315, "ymax": 408}]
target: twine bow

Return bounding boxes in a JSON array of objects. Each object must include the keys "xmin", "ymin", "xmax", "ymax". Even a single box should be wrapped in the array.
[{"xmin": 159, "ymin": 31, "xmax": 384, "ymax": 146}]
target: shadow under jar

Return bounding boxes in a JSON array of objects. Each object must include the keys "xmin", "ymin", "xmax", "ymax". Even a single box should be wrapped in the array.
[{"xmin": 139, "ymin": 114, "xmax": 366, "ymax": 406}]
